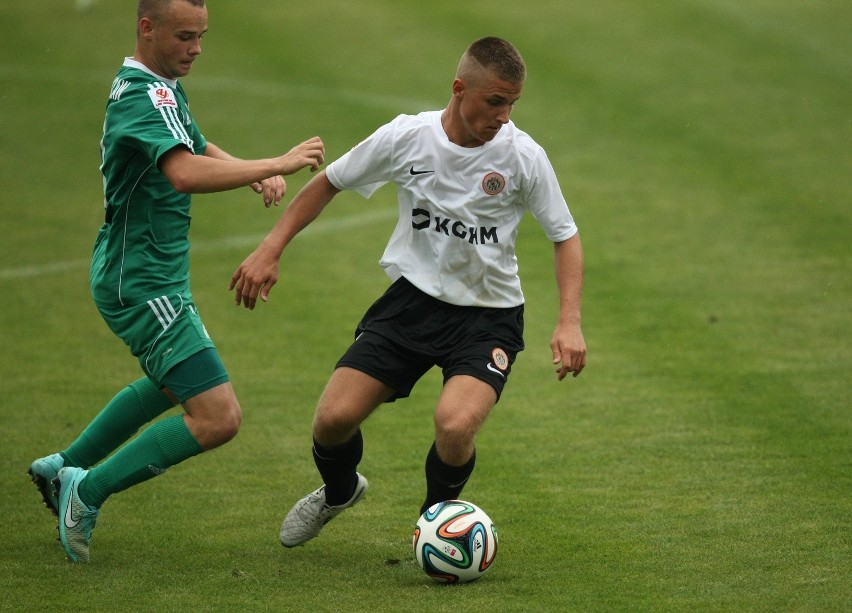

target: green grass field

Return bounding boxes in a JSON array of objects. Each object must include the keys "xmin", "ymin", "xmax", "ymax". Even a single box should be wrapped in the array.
[{"xmin": 1, "ymin": 1, "xmax": 849, "ymax": 610}]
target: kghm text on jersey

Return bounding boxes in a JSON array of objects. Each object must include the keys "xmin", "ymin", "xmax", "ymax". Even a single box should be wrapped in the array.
[{"xmin": 411, "ymin": 208, "xmax": 498, "ymax": 244}]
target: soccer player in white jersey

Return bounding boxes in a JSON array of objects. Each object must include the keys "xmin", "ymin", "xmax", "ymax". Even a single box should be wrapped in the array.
[
  {"xmin": 28, "ymin": 0, "xmax": 324, "ymax": 563},
  {"xmin": 231, "ymin": 37, "xmax": 586, "ymax": 547}
]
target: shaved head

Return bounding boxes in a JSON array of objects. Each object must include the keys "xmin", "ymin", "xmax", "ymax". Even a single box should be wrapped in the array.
[
  {"xmin": 456, "ymin": 37, "xmax": 526, "ymax": 87},
  {"xmin": 137, "ymin": 0, "xmax": 205, "ymax": 33}
]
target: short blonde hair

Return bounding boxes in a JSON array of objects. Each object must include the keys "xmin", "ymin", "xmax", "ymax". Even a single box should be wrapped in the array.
[{"xmin": 457, "ymin": 37, "xmax": 526, "ymax": 85}]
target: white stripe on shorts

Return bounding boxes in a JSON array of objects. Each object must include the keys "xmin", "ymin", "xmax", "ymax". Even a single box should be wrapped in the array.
[{"xmin": 148, "ymin": 295, "xmax": 178, "ymax": 330}]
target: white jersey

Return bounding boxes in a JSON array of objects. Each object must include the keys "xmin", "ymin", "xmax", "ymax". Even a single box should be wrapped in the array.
[{"xmin": 325, "ymin": 110, "xmax": 577, "ymax": 308}]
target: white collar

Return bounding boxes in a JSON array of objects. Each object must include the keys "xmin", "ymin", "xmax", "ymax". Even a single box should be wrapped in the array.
[{"xmin": 122, "ymin": 57, "xmax": 177, "ymax": 87}]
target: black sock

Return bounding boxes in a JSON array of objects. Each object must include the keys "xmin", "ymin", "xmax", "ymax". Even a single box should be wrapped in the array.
[
  {"xmin": 313, "ymin": 429, "xmax": 363, "ymax": 506},
  {"xmin": 420, "ymin": 442, "xmax": 476, "ymax": 515}
]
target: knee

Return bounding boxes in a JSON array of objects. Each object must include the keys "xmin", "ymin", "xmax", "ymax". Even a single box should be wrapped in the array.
[
  {"xmin": 203, "ymin": 402, "xmax": 242, "ymax": 449},
  {"xmin": 312, "ymin": 404, "xmax": 359, "ymax": 446},
  {"xmin": 219, "ymin": 403, "xmax": 242, "ymax": 443},
  {"xmin": 434, "ymin": 413, "xmax": 478, "ymax": 459},
  {"xmin": 435, "ymin": 408, "xmax": 475, "ymax": 440}
]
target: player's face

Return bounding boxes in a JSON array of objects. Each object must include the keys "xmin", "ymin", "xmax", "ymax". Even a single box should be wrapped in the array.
[
  {"xmin": 142, "ymin": 1, "xmax": 208, "ymax": 79},
  {"xmin": 453, "ymin": 71, "xmax": 522, "ymax": 147}
]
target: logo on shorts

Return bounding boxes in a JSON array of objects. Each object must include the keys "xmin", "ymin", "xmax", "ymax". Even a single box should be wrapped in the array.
[
  {"xmin": 486, "ymin": 363, "xmax": 505, "ymax": 379},
  {"xmin": 482, "ymin": 172, "xmax": 506, "ymax": 196},
  {"xmin": 491, "ymin": 347, "xmax": 509, "ymax": 371}
]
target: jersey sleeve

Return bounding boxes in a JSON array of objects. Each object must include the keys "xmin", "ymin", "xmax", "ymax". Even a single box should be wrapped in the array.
[
  {"xmin": 325, "ymin": 118, "xmax": 399, "ymax": 198},
  {"xmin": 109, "ymin": 81, "xmax": 203, "ymax": 166},
  {"xmin": 524, "ymin": 146, "xmax": 578, "ymax": 242}
]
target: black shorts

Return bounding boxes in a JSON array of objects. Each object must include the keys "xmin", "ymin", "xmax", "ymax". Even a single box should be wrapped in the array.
[{"xmin": 336, "ymin": 277, "xmax": 524, "ymax": 402}]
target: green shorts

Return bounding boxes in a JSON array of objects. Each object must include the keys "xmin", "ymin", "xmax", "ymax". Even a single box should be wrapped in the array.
[{"xmin": 97, "ymin": 292, "xmax": 229, "ymax": 402}]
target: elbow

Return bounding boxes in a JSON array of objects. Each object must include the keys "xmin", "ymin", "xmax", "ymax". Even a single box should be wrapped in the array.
[
  {"xmin": 162, "ymin": 160, "xmax": 195, "ymax": 193},
  {"xmin": 158, "ymin": 147, "xmax": 197, "ymax": 193},
  {"xmin": 168, "ymin": 172, "xmax": 195, "ymax": 194}
]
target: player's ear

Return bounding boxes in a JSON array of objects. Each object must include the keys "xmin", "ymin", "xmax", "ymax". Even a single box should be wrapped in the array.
[
  {"xmin": 139, "ymin": 17, "xmax": 155, "ymax": 39},
  {"xmin": 452, "ymin": 78, "xmax": 465, "ymax": 99}
]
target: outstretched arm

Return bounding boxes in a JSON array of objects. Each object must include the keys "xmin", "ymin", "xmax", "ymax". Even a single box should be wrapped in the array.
[
  {"xmin": 203, "ymin": 142, "xmax": 285, "ymax": 207},
  {"xmin": 159, "ymin": 137, "xmax": 325, "ymax": 204},
  {"xmin": 551, "ymin": 233, "xmax": 587, "ymax": 380},
  {"xmin": 230, "ymin": 170, "xmax": 342, "ymax": 309}
]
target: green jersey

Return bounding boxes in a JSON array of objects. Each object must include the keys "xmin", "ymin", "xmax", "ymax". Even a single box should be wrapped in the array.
[{"xmin": 91, "ymin": 58, "xmax": 207, "ymax": 308}]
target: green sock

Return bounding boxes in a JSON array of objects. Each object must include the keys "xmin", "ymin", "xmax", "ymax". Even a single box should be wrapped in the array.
[
  {"xmin": 62, "ymin": 377, "xmax": 175, "ymax": 468},
  {"xmin": 78, "ymin": 414, "xmax": 202, "ymax": 508}
]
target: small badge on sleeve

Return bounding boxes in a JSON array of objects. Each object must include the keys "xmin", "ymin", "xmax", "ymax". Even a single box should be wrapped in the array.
[{"xmin": 148, "ymin": 86, "xmax": 178, "ymax": 109}]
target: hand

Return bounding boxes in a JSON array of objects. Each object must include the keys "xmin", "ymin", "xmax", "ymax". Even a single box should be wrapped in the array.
[
  {"xmin": 550, "ymin": 323, "xmax": 586, "ymax": 380},
  {"xmin": 278, "ymin": 136, "xmax": 325, "ymax": 176},
  {"xmin": 250, "ymin": 175, "xmax": 287, "ymax": 207},
  {"xmin": 229, "ymin": 244, "xmax": 280, "ymax": 309}
]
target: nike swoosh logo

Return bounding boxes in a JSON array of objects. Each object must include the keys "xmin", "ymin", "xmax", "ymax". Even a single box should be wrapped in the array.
[
  {"xmin": 64, "ymin": 487, "xmax": 80, "ymax": 529},
  {"xmin": 486, "ymin": 363, "xmax": 506, "ymax": 378},
  {"xmin": 409, "ymin": 165, "xmax": 435, "ymax": 176}
]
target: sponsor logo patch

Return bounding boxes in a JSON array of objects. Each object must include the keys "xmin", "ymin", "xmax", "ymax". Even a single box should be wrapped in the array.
[
  {"xmin": 482, "ymin": 172, "xmax": 505, "ymax": 196},
  {"xmin": 148, "ymin": 86, "xmax": 178, "ymax": 108},
  {"xmin": 491, "ymin": 347, "xmax": 509, "ymax": 371}
]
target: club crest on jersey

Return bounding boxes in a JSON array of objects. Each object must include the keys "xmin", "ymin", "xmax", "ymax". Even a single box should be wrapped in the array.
[
  {"xmin": 491, "ymin": 347, "xmax": 509, "ymax": 371},
  {"xmin": 148, "ymin": 86, "xmax": 178, "ymax": 109},
  {"xmin": 482, "ymin": 172, "xmax": 505, "ymax": 196}
]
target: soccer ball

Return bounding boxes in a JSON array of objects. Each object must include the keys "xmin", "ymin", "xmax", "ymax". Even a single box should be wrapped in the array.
[{"xmin": 412, "ymin": 500, "xmax": 498, "ymax": 584}]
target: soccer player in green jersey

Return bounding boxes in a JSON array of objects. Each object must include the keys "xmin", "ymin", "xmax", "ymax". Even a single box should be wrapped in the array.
[{"xmin": 28, "ymin": 0, "xmax": 325, "ymax": 563}]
